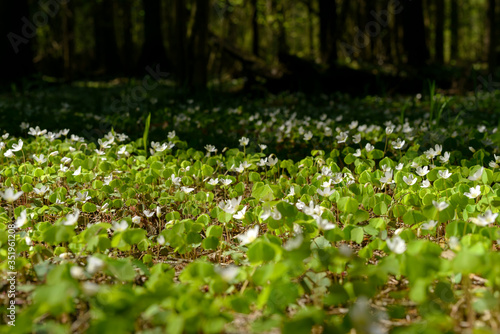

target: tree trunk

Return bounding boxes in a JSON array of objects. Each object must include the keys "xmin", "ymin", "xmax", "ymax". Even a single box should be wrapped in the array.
[
  {"xmin": 173, "ymin": 0, "xmax": 188, "ymax": 87},
  {"xmin": 251, "ymin": 0, "xmax": 259, "ymax": 57},
  {"xmin": 319, "ymin": 0, "xmax": 337, "ymax": 65},
  {"xmin": 118, "ymin": 0, "xmax": 135, "ymax": 74},
  {"xmin": 402, "ymin": 0, "xmax": 429, "ymax": 66},
  {"xmin": 94, "ymin": 0, "xmax": 121, "ymax": 74},
  {"xmin": 61, "ymin": 1, "xmax": 75, "ymax": 81},
  {"xmin": 450, "ymin": 0, "xmax": 459, "ymax": 61},
  {"xmin": 137, "ymin": 0, "xmax": 169, "ymax": 73},
  {"xmin": 435, "ymin": 0, "xmax": 445, "ymax": 64},
  {"xmin": 187, "ymin": 0, "xmax": 210, "ymax": 89},
  {"xmin": 488, "ymin": 0, "xmax": 497, "ymax": 71},
  {"xmin": 0, "ymin": 0, "xmax": 35, "ymax": 85}
]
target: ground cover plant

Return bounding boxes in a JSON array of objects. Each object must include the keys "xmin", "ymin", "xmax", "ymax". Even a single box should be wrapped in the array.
[{"xmin": 2, "ymin": 89, "xmax": 500, "ymax": 333}]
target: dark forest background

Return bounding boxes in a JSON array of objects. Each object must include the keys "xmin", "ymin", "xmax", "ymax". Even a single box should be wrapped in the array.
[{"xmin": 1, "ymin": 0, "xmax": 499, "ymax": 94}]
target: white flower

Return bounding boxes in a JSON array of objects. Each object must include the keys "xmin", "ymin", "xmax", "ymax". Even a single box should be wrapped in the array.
[
  {"xmin": 288, "ymin": 187, "xmax": 295, "ymax": 197},
  {"xmin": 170, "ymin": 174, "xmax": 181, "ymax": 186},
  {"xmin": 205, "ymin": 144, "xmax": 217, "ymax": 153},
  {"xmin": 439, "ymin": 152, "xmax": 450, "ymax": 163},
  {"xmin": 59, "ymin": 164, "xmax": 69, "ymax": 172},
  {"xmin": 421, "ymin": 220, "xmax": 438, "ymax": 230},
  {"xmin": 112, "ymin": 220, "xmax": 128, "ymax": 232},
  {"xmin": 433, "ymin": 144, "xmax": 442, "ymax": 156},
  {"xmin": 157, "ymin": 235, "xmax": 165, "ymax": 245},
  {"xmin": 168, "ymin": 130, "xmax": 176, "ymax": 139},
  {"xmin": 438, "ymin": 169, "xmax": 452, "ymax": 179},
  {"xmin": 267, "ymin": 156, "xmax": 278, "ymax": 167},
  {"xmin": 103, "ymin": 175, "xmax": 112, "ymax": 185},
  {"xmin": 233, "ymin": 206, "xmax": 248, "ymax": 220},
  {"xmin": 464, "ymin": 185, "xmax": 481, "ymax": 199},
  {"xmin": 316, "ymin": 217, "xmax": 336, "ymax": 231},
  {"xmin": 365, "ymin": 143, "xmax": 374, "ymax": 152},
  {"xmin": 432, "ymin": 200, "xmax": 449, "ymax": 211},
  {"xmin": 75, "ymin": 191, "xmax": 91, "ymax": 203},
  {"xmin": 14, "ymin": 209, "xmax": 28, "ymax": 228},
  {"xmin": 181, "ymin": 186, "xmax": 195, "ymax": 194},
  {"xmin": 284, "ymin": 234, "xmax": 304, "ymax": 251},
  {"xmin": 353, "ymin": 133, "xmax": 361, "ymax": 144},
  {"xmin": 385, "ymin": 126, "xmax": 394, "ymax": 135},
  {"xmin": 403, "ymin": 174, "xmax": 417, "ymax": 186},
  {"xmin": 70, "ymin": 266, "xmax": 87, "ymax": 280},
  {"xmin": 220, "ymin": 178, "xmax": 233, "ymax": 186},
  {"xmin": 489, "ymin": 161, "xmax": 499, "ymax": 168},
  {"xmin": 215, "ymin": 265, "xmax": 240, "ymax": 282},
  {"xmin": 156, "ymin": 206, "xmax": 161, "ymax": 217},
  {"xmin": 87, "ymin": 256, "xmax": 105, "ymax": 275},
  {"xmin": 421, "ymin": 180, "xmax": 431, "ymax": 188},
  {"xmin": 259, "ymin": 144, "xmax": 267, "ymax": 151},
  {"xmin": 0, "ymin": 188, "xmax": 23, "ymax": 202},
  {"xmin": 336, "ymin": 131, "xmax": 348, "ymax": 143},
  {"xmin": 353, "ymin": 149, "xmax": 362, "ymax": 157},
  {"xmin": 303, "ymin": 131, "xmax": 313, "ymax": 141},
  {"xmin": 449, "ymin": 236, "xmax": 460, "ymax": 250},
  {"xmin": 73, "ymin": 166, "xmax": 82, "ymax": 176},
  {"xmin": 317, "ymin": 186, "xmax": 336, "ymax": 197},
  {"xmin": 415, "ymin": 166, "xmax": 429, "ymax": 176},
  {"xmin": 62, "ymin": 209, "xmax": 80, "ymax": 226},
  {"xmin": 239, "ymin": 137, "xmax": 249, "ymax": 146},
  {"xmin": 82, "ymin": 282, "xmax": 99, "ymax": 296},
  {"xmin": 219, "ymin": 196, "xmax": 243, "ymax": 215},
  {"xmin": 4, "ymin": 149, "xmax": 14, "ymax": 158},
  {"xmin": 132, "ymin": 216, "xmax": 141, "ymax": 224},
  {"xmin": 469, "ymin": 146, "xmax": 476, "ymax": 153},
  {"xmin": 386, "ymin": 236, "xmax": 406, "ymax": 254},
  {"xmin": 117, "ymin": 146, "xmax": 129, "ymax": 156},
  {"xmin": 207, "ymin": 178, "xmax": 219, "ymax": 186},
  {"xmin": 33, "ymin": 154, "xmax": 47, "ymax": 164},
  {"xmin": 11, "ymin": 139, "xmax": 23, "ymax": 152},
  {"xmin": 470, "ymin": 210, "xmax": 498, "ymax": 226},
  {"xmin": 391, "ymin": 138, "xmax": 405, "ymax": 149},
  {"xmin": 468, "ymin": 167, "xmax": 484, "ymax": 181},
  {"xmin": 380, "ymin": 170, "xmax": 394, "ymax": 185},
  {"xmin": 143, "ymin": 210, "xmax": 155, "ymax": 217},
  {"xmin": 236, "ymin": 225, "xmax": 259, "ymax": 245},
  {"xmin": 395, "ymin": 163, "xmax": 404, "ymax": 171}
]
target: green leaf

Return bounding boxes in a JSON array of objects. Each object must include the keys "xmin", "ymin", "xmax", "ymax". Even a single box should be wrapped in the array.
[
  {"xmin": 106, "ymin": 258, "xmax": 136, "ymax": 281},
  {"xmin": 206, "ymin": 225, "xmax": 223, "ymax": 238},
  {"xmin": 247, "ymin": 240, "xmax": 276, "ymax": 263},
  {"xmin": 338, "ymin": 197, "xmax": 359, "ymax": 214},
  {"xmin": 82, "ymin": 202, "xmax": 97, "ymax": 213},
  {"xmin": 351, "ymin": 227, "xmax": 364, "ymax": 244},
  {"xmin": 143, "ymin": 112, "xmax": 151, "ymax": 154},
  {"xmin": 202, "ymin": 236, "xmax": 219, "ymax": 250},
  {"xmin": 252, "ymin": 184, "xmax": 275, "ymax": 201},
  {"xmin": 403, "ymin": 210, "xmax": 426, "ymax": 225}
]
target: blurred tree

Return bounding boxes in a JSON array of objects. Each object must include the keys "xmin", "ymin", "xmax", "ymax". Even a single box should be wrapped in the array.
[
  {"xmin": 450, "ymin": 0, "xmax": 459, "ymax": 61},
  {"xmin": 94, "ymin": 0, "xmax": 121, "ymax": 74},
  {"xmin": 319, "ymin": 0, "xmax": 337, "ymax": 65},
  {"xmin": 0, "ymin": 0, "xmax": 35, "ymax": 85},
  {"xmin": 188, "ymin": 0, "xmax": 210, "ymax": 88},
  {"xmin": 402, "ymin": 0, "xmax": 429, "ymax": 66},
  {"xmin": 137, "ymin": 0, "xmax": 169, "ymax": 73},
  {"xmin": 435, "ymin": 0, "xmax": 444, "ymax": 64},
  {"xmin": 488, "ymin": 0, "xmax": 497, "ymax": 71}
]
